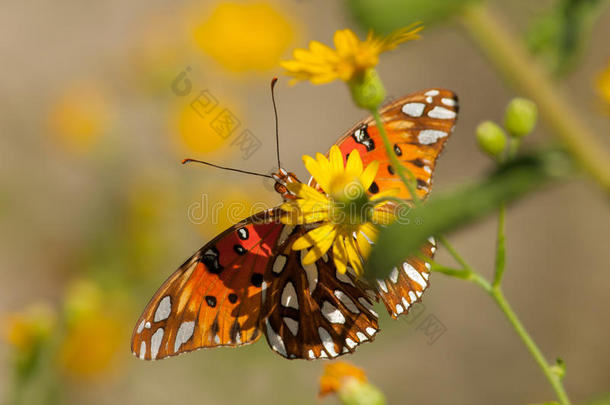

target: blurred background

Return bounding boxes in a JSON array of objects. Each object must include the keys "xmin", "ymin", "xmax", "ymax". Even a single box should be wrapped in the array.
[{"xmin": 1, "ymin": 0, "xmax": 609, "ymax": 404}]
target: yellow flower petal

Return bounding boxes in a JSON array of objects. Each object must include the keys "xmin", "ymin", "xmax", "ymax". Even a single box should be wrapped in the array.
[
  {"xmin": 282, "ymin": 25, "xmax": 422, "ymax": 85},
  {"xmin": 293, "ymin": 223, "xmax": 336, "ymax": 250},
  {"xmin": 356, "ymin": 223, "xmax": 378, "ymax": 258},
  {"xmin": 329, "ymin": 145, "xmax": 344, "ymax": 177},
  {"xmin": 332, "ymin": 237, "xmax": 348, "ymax": 274},
  {"xmin": 360, "ymin": 159, "xmax": 379, "ymax": 190},
  {"xmin": 345, "ymin": 150, "xmax": 363, "ymax": 178},
  {"xmin": 286, "ymin": 182, "xmax": 329, "ymax": 203},
  {"xmin": 345, "ymin": 236, "xmax": 364, "ymax": 276},
  {"xmin": 302, "ymin": 227, "xmax": 337, "ymax": 264}
]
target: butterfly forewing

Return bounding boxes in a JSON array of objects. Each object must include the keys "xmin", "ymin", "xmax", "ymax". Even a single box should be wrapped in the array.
[
  {"xmin": 262, "ymin": 226, "xmax": 379, "ymax": 359},
  {"xmin": 131, "ymin": 209, "xmax": 283, "ymax": 360},
  {"xmin": 335, "ymin": 88, "xmax": 458, "ymax": 201}
]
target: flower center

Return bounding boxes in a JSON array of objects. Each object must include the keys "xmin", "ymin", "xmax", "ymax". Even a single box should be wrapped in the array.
[{"xmin": 327, "ymin": 174, "xmax": 372, "ymax": 231}]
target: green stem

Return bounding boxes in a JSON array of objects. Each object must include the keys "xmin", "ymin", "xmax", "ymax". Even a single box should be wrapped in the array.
[
  {"xmin": 370, "ymin": 109, "xmax": 421, "ymax": 206},
  {"xmin": 461, "ymin": 3, "xmax": 610, "ymax": 196},
  {"xmin": 492, "ymin": 203, "xmax": 506, "ymax": 287},
  {"xmin": 437, "ymin": 237, "xmax": 571, "ymax": 405}
]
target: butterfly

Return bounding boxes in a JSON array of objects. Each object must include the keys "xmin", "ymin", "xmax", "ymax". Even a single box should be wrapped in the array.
[{"xmin": 131, "ymin": 88, "xmax": 458, "ymax": 360}]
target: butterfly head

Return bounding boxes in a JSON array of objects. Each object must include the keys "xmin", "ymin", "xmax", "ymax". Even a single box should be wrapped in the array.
[{"xmin": 272, "ymin": 168, "xmax": 301, "ymax": 200}]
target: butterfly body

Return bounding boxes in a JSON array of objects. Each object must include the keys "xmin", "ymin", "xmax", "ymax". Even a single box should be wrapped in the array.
[{"xmin": 132, "ymin": 89, "xmax": 458, "ymax": 360}]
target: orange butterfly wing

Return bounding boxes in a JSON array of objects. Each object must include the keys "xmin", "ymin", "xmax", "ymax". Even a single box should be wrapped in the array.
[
  {"xmin": 131, "ymin": 209, "xmax": 285, "ymax": 360},
  {"xmin": 330, "ymin": 88, "xmax": 458, "ymax": 318}
]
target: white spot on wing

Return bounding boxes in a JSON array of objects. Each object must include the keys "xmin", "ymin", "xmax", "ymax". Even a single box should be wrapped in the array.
[
  {"xmin": 174, "ymin": 321, "xmax": 195, "ymax": 352},
  {"xmin": 402, "ymin": 102, "xmax": 425, "ymax": 117},
  {"xmin": 395, "ymin": 304, "xmax": 404, "ymax": 314},
  {"xmin": 334, "ymin": 290, "xmax": 359, "ymax": 314},
  {"xmin": 408, "ymin": 291, "xmax": 417, "ymax": 302},
  {"xmin": 428, "ymin": 106, "xmax": 456, "ymax": 119},
  {"xmin": 137, "ymin": 319, "xmax": 146, "ymax": 334},
  {"xmin": 272, "ymin": 255, "xmax": 287, "ymax": 274},
  {"xmin": 321, "ymin": 301, "xmax": 346, "ymax": 324},
  {"xmin": 308, "ymin": 349, "xmax": 316, "ymax": 359},
  {"xmin": 403, "ymin": 262, "xmax": 427, "ymax": 289},
  {"xmin": 301, "ymin": 251, "xmax": 318, "ymax": 293},
  {"xmin": 151, "ymin": 328, "xmax": 164, "ymax": 360},
  {"xmin": 442, "ymin": 97, "xmax": 457, "ymax": 107},
  {"xmin": 357, "ymin": 297, "xmax": 378, "ymax": 318},
  {"xmin": 336, "ymin": 270, "xmax": 355, "ymax": 287},
  {"xmin": 425, "ymin": 90, "xmax": 440, "ymax": 96},
  {"xmin": 145, "ymin": 322, "xmax": 151, "ymax": 329},
  {"xmin": 345, "ymin": 338, "xmax": 357, "ymax": 349},
  {"xmin": 281, "ymin": 282, "xmax": 299, "ymax": 309},
  {"xmin": 278, "ymin": 225, "xmax": 295, "ymax": 245},
  {"xmin": 377, "ymin": 279, "xmax": 389, "ymax": 293},
  {"xmin": 283, "ymin": 317, "xmax": 299, "ymax": 336},
  {"xmin": 318, "ymin": 327, "xmax": 338, "ymax": 357},
  {"xmin": 356, "ymin": 332, "xmax": 368, "ymax": 342},
  {"xmin": 389, "ymin": 267, "xmax": 399, "ymax": 283},
  {"xmin": 265, "ymin": 319, "xmax": 287, "ymax": 357},
  {"xmin": 418, "ymin": 129, "xmax": 448, "ymax": 145},
  {"xmin": 402, "ymin": 297, "xmax": 410, "ymax": 309},
  {"xmin": 154, "ymin": 296, "xmax": 171, "ymax": 322},
  {"xmin": 139, "ymin": 341, "xmax": 146, "ymax": 359},
  {"xmin": 365, "ymin": 327, "xmax": 377, "ymax": 336}
]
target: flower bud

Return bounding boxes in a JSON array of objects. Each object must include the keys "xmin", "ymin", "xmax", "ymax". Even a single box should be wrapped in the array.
[
  {"xmin": 504, "ymin": 98, "xmax": 537, "ymax": 138},
  {"xmin": 348, "ymin": 68, "xmax": 386, "ymax": 111},
  {"xmin": 338, "ymin": 380, "xmax": 386, "ymax": 405},
  {"xmin": 476, "ymin": 121, "xmax": 507, "ymax": 158}
]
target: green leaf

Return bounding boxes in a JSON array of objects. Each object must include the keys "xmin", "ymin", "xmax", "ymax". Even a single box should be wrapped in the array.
[
  {"xmin": 346, "ymin": 0, "xmax": 479, "ymax": 33},
  {"xmin": 365, "ymin": 148, "xmax": 574, "ymax": 279}
]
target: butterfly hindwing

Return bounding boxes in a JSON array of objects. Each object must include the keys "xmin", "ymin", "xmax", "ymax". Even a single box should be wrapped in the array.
[
  {"xmin": 327, "ymin": 89, "xmax": 457, "ymax": 319},
  {"xmin": 262, "ymin": 226, "xmax": 380, "ymax": 359},
  {"xmin": 131, "ymin": 209, "xmax": 283, "ymax": 360}
]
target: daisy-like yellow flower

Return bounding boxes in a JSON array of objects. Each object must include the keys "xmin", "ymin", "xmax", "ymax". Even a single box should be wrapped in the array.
[
  {"xmin": 281, "ymin": 24, "xmax": 422, "ymax": 85},
  {"xmin": 280, "ymin": 145, "xmax": 398, "ymax": 276},
  {"xmin": 281, "ymin": 24, "xmax": 421, "ymax": 110}
]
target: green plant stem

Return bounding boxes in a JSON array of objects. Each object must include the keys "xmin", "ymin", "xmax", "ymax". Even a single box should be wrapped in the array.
[
  {"xmin": 437, "ymin": 237, "xmax": 572, "ymax": 405},
  {"xmin": 493, "ymin": 203, "xmax": 506, "ymax": 287},
  {"xmin": 370, "ymin": 109, "xmax": 421, "ymax": 206},
  {"xmin": 460, "ymin": 3, "xmax": 610, "ymax": 196}
]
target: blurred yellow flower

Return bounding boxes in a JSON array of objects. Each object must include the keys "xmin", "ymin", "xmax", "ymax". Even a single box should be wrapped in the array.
[
  {"xmin": 3, "ymin": 303, "xmax": 56, "ymax": 352},
  {"xmin": 597, "ymin": 60, "xmax": 610, "ymax": 106},
  {"xmin": 282, "ymin": 24, "xmax": 422, "ymax": 85},
  {"xmin": 171, "ymin": 99, "xmax": 240, "ymax": 155},
  {"xmin": 193, "ymin": 2, "xmax": 295, "ymax": 72},
  {"xmin": 47, "ymin": 82, "xmax": 113, "ymax": 153},
  {"xmin": 319, "ymin": 361, "xmax": 367, "ymax": 397},
  {"xmin": 58, "ymin": 314, "xmax": 124, "ymax": 379},
  {"xmin": 58, "ymin": 279, "xmax": 126, "ymax": 379}
]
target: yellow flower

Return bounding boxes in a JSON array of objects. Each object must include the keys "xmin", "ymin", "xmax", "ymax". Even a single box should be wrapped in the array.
[
  {"xmin": 319, "ymin": 361, "xmax": 367, "ymax": 397},
  {"xmin": 3, "ymin": 303, "xmax": 56, "ymax": 352},
  {"xmin": 58, "ymin": 279, "xmax": 126, "ymax": 379},
  {"xmin": 193, "ymin": 2, "xmax": 295, "ymax": 73},
  {"xmin": 47, "ymin": 81, "xmax": 113, "ymax": 154},
  {"xmin": 281, "ymin": 24, "xmax": 422, "ymax": 85},
  {"xmin": 280, "ymin": 145, "xmax": 398, "ymax": 275},
  {"xmin": 170, "ymin": 99, "xmax": 239, "ymax": 156},
  {"xmin": 597, "ymin": 60, "xmax": 610, "ymax": 106}
]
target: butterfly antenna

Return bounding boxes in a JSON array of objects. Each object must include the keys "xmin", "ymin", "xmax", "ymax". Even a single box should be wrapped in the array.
[
  {"xmin": 271, "ymin": 77, "xmax": 281, "ymax": 169},
  {"xmin": 181, "ymin": 159, "xmax": 273, "ymax": 179}
]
